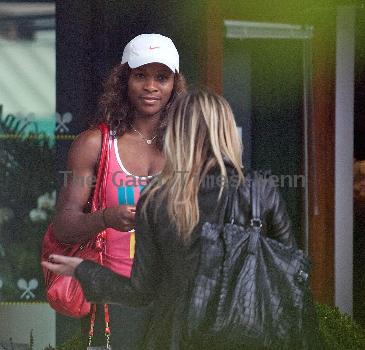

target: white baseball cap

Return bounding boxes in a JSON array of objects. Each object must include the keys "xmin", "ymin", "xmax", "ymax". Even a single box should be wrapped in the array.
[{"xmin": 121, "ymin": 33, "xmax": 179, "ymax": 73}]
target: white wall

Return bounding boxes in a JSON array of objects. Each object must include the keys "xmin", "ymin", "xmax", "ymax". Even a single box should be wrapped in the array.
[
  {"xmin": 335, "ymin": 6, "xmax": 355, "ymax": 315},
  {"xmin": 0, "ymin": 303, "xmax": 55, "ymax": 350}
]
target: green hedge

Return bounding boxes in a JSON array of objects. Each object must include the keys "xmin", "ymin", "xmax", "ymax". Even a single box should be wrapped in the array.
[
  {"xmin": 56, "ymin": 335, "xmax": 83, "ymax": 350},
  {"xmin": 316, "ymin": 304, "xmax": 365, "ymax": 349},
  {"xmin": 51, "ymin": 304, "xmax": 365, "ymax": 350}
]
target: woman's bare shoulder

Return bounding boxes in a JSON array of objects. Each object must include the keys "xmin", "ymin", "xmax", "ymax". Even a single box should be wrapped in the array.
[
  {"xmin": 73, "ymin": 127, "xmax": 102, "ymax": 150},
  {"xmin": 67, "ymin": 127, "xmax": 102, "ymax": 169}
]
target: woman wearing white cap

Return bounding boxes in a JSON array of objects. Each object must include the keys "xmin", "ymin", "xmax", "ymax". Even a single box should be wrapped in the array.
[{"xmin": 51, "ymin": 34, "xmax": 186, "ymax": 349}]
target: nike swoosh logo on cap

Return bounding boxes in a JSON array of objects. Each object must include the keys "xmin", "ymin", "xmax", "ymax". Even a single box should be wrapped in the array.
[{"xmin": 149, "ymin": 46, "xmax": 160, "ymax": 50}]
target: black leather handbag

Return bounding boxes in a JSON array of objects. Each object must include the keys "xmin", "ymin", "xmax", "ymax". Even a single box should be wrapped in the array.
[{"xmin": 187, "ymin": 178, "xmax": 320, "ymax": 349}]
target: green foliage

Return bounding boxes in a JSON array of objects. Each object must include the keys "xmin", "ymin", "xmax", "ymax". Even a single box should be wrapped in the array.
[
  {"xmin": 316, "ymin": 303, "xmax": 365, "ymax": 350},
  {"xmin": 52, "ymin": 305, "xmax": 365, "ymax": 350},
  {"xmin": 56, "ymin": 334, "xmax": 83, "ymax": 350},
  {"xmin": 0, "ymin": 119, "xmax": 55, "ymax": 213},
  {"xmin": 0, "ymin": 115, "xmax": 55, "ymax": 301}
]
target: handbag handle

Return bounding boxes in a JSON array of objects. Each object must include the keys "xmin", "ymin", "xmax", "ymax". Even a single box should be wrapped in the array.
[
  {"xmin": 250, "ymin": 174, "xmax": 262, "ymax": 228},
  {"xmin": 91, "ymin": 123, "xmax": 110, "ymax": 212},
  {"xmin": 88, "ymin": 123, "xmax": 111, "ymax": 350},
  {"xmin": 223, "ymin": 173, "xmax": 262, "ymax": 254},
  {"xmin": 223, "ymin": 173, "xmax": 263, "ymax": 228},
  {"xmin": 247, "ymin": 175, "xmax": 262, "ymax": 254}
]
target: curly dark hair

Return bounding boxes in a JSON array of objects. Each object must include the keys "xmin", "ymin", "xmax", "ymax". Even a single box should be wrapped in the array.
[{"xmin": 94, "ymin": 63, "xmax": 187, "ymax": 150}]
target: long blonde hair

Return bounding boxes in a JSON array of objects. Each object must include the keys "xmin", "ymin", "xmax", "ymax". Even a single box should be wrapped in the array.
[{"xmin": 142, "ymin": 90, "xmax": 244, "ymax": 240}]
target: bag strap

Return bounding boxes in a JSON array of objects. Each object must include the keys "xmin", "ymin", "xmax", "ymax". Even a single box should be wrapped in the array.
[
  {"xmin": 88, "ymin": 123, "xmax": 111, "ymax": 350},
  {"xmin": 222, "ymin": 173, "xmax": 263, "ymax": 228},
  {"xmin": 91, "ymin": 123, "xmax": 110, "ymax": 212},
  {"xmin": 221, "ymin": 173, "xmax": 262, "ymax": 255},
  {"xmin": 246, "ymin": 175, "xmax": 262, "ymax": 254},
  {"xmin": 88, "ymin": 304, "xmax": 111, "ymax": 349},
  {"xmin": 250, "ymin": 174, "xmax": 262, "ymax": 228},
  {"xmin": 228, "ymin": 187, "xmax": 238, "ymax": 224}
]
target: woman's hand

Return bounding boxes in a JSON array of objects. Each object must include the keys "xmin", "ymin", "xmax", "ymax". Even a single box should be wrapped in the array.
[
  {"xmin": 104, "ymin": 205, "xmax": 136, "ymax": 232},
  {"xmin": 41, "ymin": 254, "xmax": 83, "ymax": 276}
]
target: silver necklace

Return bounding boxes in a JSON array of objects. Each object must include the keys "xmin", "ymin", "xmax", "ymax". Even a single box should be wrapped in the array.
[{"xmin": 130, "ymin": 124, "xmax": 157, "ymax": 145}]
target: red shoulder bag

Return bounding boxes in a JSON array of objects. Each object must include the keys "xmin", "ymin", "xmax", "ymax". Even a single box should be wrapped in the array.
[{"xmin": 41, "ymin": 123, "xmax": 110, "ymax": 318}]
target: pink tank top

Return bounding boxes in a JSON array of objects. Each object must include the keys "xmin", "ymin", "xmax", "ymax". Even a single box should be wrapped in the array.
[{"xmin": 103, "ymin": 133, "xmax": 153, "ymax": 278}]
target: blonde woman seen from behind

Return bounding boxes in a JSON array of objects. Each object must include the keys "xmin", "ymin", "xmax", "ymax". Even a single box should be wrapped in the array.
[
  {"xmin": 42, "ymin": 90, "xmax": 294, "ymax": 349},
  {"xmin": 142, "ymin": 90, "xmax": 244, "ymax": 239}
]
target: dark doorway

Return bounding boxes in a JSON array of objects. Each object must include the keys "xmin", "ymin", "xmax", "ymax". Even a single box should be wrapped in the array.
[{"xmin": 223, "ymin": 33, "xmax": 308, "ymax": 247}]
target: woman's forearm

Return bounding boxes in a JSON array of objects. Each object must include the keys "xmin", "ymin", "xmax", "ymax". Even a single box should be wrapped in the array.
[
  {"xmin": 53, "ymin": 209, "xmax": 106, "ymax": 243},
  {"xmin": 75, "ymin": 260, "xmax": 151, "ymax": 307}
]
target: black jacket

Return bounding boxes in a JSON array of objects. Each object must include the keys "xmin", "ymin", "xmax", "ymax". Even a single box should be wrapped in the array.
[{"xmin": 75, "ymin": 166, "xmax": 295, "ymax": 350}]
